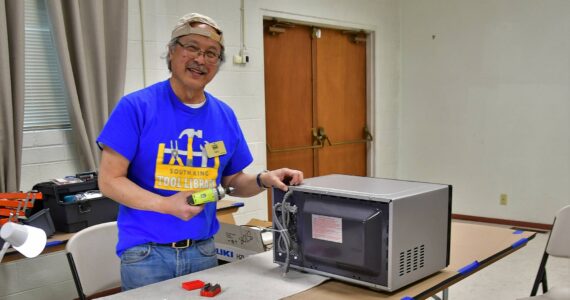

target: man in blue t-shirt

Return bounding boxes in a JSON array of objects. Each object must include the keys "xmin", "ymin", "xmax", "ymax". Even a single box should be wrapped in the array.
[{"xmin": 97, "ymin": 13, "xmax": 303, "ymax": 291}]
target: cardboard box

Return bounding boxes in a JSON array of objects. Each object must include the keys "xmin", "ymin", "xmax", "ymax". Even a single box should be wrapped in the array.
[
  {"xmin": 216, "ymin": 200, "xmax": 244, "ymax": 224},
  {"xmin": 215, "ymin": 218, "xmax": 272, "ymax": 262}
]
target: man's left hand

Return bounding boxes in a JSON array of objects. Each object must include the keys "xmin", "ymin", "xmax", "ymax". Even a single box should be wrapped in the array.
[{"xmin": 260, "ymin": 168, "xmax": 304, "ymax": 191}]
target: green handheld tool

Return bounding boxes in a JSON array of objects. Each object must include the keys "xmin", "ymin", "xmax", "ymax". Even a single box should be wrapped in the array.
[{"xmin": 187, "ymin": 186, "xmax": 234, "ymax": 206}]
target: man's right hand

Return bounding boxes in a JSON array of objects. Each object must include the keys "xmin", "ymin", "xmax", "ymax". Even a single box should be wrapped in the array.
[
  {"xmin": 162, "ymin": 191, "xmax": 205, "ymax": 221},
  {"xmin": 100, "ymin": 147, "xmax": 205, "ymax": 220}
]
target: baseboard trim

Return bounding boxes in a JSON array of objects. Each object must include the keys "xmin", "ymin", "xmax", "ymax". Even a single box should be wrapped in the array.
[{"xmin": 452, "ymin": 214, "xmax": 552, "ymax": 231}]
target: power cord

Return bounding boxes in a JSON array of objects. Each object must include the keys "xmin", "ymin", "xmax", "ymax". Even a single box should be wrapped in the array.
[{"xmin": 272, "ymin": 189, "xmax": 296, "ymax": 275}]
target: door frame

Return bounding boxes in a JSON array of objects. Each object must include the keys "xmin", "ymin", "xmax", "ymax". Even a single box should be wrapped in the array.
[{"xmin": 260, "ymin": 11, "xmax": 376, "ymax": 177}]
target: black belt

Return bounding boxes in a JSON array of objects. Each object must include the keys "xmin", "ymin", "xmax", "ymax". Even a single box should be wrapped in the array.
[{"xmin": 152, "ymin": 239, "xmax": 195, "ymax": 249}]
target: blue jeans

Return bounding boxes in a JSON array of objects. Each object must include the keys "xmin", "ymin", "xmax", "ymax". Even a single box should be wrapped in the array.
[{"xmin": 120, "ymin": 238, "xmax": 218, "ymax": 291}]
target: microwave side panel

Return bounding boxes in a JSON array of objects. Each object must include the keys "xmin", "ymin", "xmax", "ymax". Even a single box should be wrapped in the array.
[{"xmin": 388, "ymin": 186, "xmax": 451, "ymax": 290}]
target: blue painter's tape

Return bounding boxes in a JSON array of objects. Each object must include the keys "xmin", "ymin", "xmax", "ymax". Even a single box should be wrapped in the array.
[
  {"xmin": 458, "ymin": 260, "xmax": 480, "ymax": 275},
  {"xmin": 45, "ymin": 240, "xmax": 63, "ymax": 247},
  {"xmin": 401, "ymin": 297, "xmax": 414, "ymax": 300},
  {"xmin": 513, "ymin": 230, "xmax": 524, "ymax": 234},
  {"xmin": 231, "ymin": 202, "xmax": 245, "ymax": 208},
  {"xmin": 511, "ymin": 237, "xmax": 529, "ymax": 249}
]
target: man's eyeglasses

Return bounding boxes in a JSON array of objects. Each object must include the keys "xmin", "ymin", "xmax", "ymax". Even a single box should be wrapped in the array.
[{"xmin": 176, "ymin": 41, "xmax": 221, "ymax": 65}]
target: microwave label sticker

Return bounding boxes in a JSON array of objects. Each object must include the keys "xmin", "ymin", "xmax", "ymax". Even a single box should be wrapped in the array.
[{"xmin": 312, "ymin": 214, "xmax": 342, "ymax": 243}]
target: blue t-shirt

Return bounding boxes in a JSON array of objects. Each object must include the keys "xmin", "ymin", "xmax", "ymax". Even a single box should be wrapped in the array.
[{"xmin": 97, "ymin": 80, "xmax": 253, "ymax": 255}]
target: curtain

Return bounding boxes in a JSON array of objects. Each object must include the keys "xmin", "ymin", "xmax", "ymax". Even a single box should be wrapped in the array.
[
  {"xmin": 46, "ymin": 0, "xmax": 128, "ymax": 171},
  {"xmin": 0, "ymin": 0, "xmax": 24, "ymax": 192}
]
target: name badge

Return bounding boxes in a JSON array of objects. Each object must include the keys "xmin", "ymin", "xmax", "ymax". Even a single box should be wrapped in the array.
[{"xmin": 205, "ymin": 141, "xmax": 227, "ymax": 158}]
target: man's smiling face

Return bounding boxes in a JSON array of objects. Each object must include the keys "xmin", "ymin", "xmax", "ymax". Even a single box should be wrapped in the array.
[{"xmin": 169, "ymin": 23, "xmax": 222, "ymax": 98}]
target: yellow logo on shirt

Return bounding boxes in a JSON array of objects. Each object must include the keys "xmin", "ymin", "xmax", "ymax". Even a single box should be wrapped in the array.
[{"xmin": 154, "ymin": 129, "xmax": 219, "ymax": 192}]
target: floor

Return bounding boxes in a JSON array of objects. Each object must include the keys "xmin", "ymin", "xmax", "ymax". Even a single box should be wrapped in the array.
[{"xmin": 442, "ymin": 221, "xmax": 569, "ymax": 300}]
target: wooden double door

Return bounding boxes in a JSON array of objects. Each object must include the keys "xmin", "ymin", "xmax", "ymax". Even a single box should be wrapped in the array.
[{"xmin": 263, "ymin": 21, "xmax": 369, "ymax": 217}]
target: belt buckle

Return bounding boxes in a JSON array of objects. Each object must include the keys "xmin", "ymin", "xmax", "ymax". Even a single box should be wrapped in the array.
[{"xmin": 172, "ymin": 239, "xmax": 191, "ymax": 249}]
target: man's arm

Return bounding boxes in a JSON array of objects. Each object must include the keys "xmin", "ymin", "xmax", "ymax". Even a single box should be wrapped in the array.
[
  {"xmin": 98, "ymin": 146, "xmax": 204, "ymax": 221},
  {"xmin": 221, "ymin": 168, "xmax": 303, "ymax": 197}
]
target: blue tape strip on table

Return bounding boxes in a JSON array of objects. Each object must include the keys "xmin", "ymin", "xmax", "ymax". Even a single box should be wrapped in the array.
[
  {"xmin": 513, "ymin": 230, "xmax": 524, "ymax": 234},
  {"xmin": 511, "ymin": 237, "xmax": 528, "ymax": 249},
  {"xmin": 401, "ymin": 297, "xmax": 414, "ymax": 300},
  {"xmin": 45, "ymin": 240, "xmax": 64, "ymax": 247},
  {"xmin": 458, "ymin": 260, "xmax": 480, "ymax": 275}
]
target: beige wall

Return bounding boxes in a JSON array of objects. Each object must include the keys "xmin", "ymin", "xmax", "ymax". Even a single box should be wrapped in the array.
[{"xmin": 399, "ymin": 0, "xmax": 570, "ymax": 223}]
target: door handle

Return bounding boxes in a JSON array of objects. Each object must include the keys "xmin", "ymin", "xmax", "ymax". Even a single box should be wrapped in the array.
[
  {"xmin": 266, "ymin": 126, "xmax": 373, "ymax": 153},
  {"xmin": 266, "ymin": 128, "xmax": 326, "ymax": 153},
  {"xmin": 324, "ymin": 126, "xmax": 374, "ymax": 146},
  {"xmin": 266, "ymin": 142, "xmax": 324, "ymax": 153},
  {"xmin": 314, "ymin": 127, "xmax": 332, "ymax": 146}
]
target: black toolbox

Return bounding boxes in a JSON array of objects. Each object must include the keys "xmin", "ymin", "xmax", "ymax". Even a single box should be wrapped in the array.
[{"xmin": 32, "ymin": 175, "xmax": 119, "ymax": 233}]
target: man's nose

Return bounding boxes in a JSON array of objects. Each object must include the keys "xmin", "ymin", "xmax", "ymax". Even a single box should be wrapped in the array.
[{"xmin": 193, "ymin": 51, "xmax": 207, "ymax": 63}]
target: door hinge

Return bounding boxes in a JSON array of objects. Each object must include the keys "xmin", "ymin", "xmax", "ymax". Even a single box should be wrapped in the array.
[{"xmin": 312, "ymin": 28, "xmax": 321, "ymax": 39}]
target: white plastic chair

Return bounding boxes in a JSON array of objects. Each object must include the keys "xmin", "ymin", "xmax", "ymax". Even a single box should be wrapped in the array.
[
  {"xmin": 66, "ymin": 221, "xmax": 121, "ymax": 300},
  {"xmin": 518, "ymin": 205, "xmax": 570, "ymax": 300}
]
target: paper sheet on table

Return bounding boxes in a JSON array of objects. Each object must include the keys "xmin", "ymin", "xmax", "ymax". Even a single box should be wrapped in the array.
[{"xmin": 98, "ymin": 251, "xmax": 329, "ymax": 300}]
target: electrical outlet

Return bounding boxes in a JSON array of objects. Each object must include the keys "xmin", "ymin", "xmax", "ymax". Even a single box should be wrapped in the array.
[
  {"xmin": 500, "ymin": 194, "xmax": 508, "ymax": 205},
  {"xmin": 233, "ymin": 50, "xmax": 249, "ymax": 65},
  {"xmin": 233, "ymin": 54, "xmax": 244, "ymax": 64}
]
